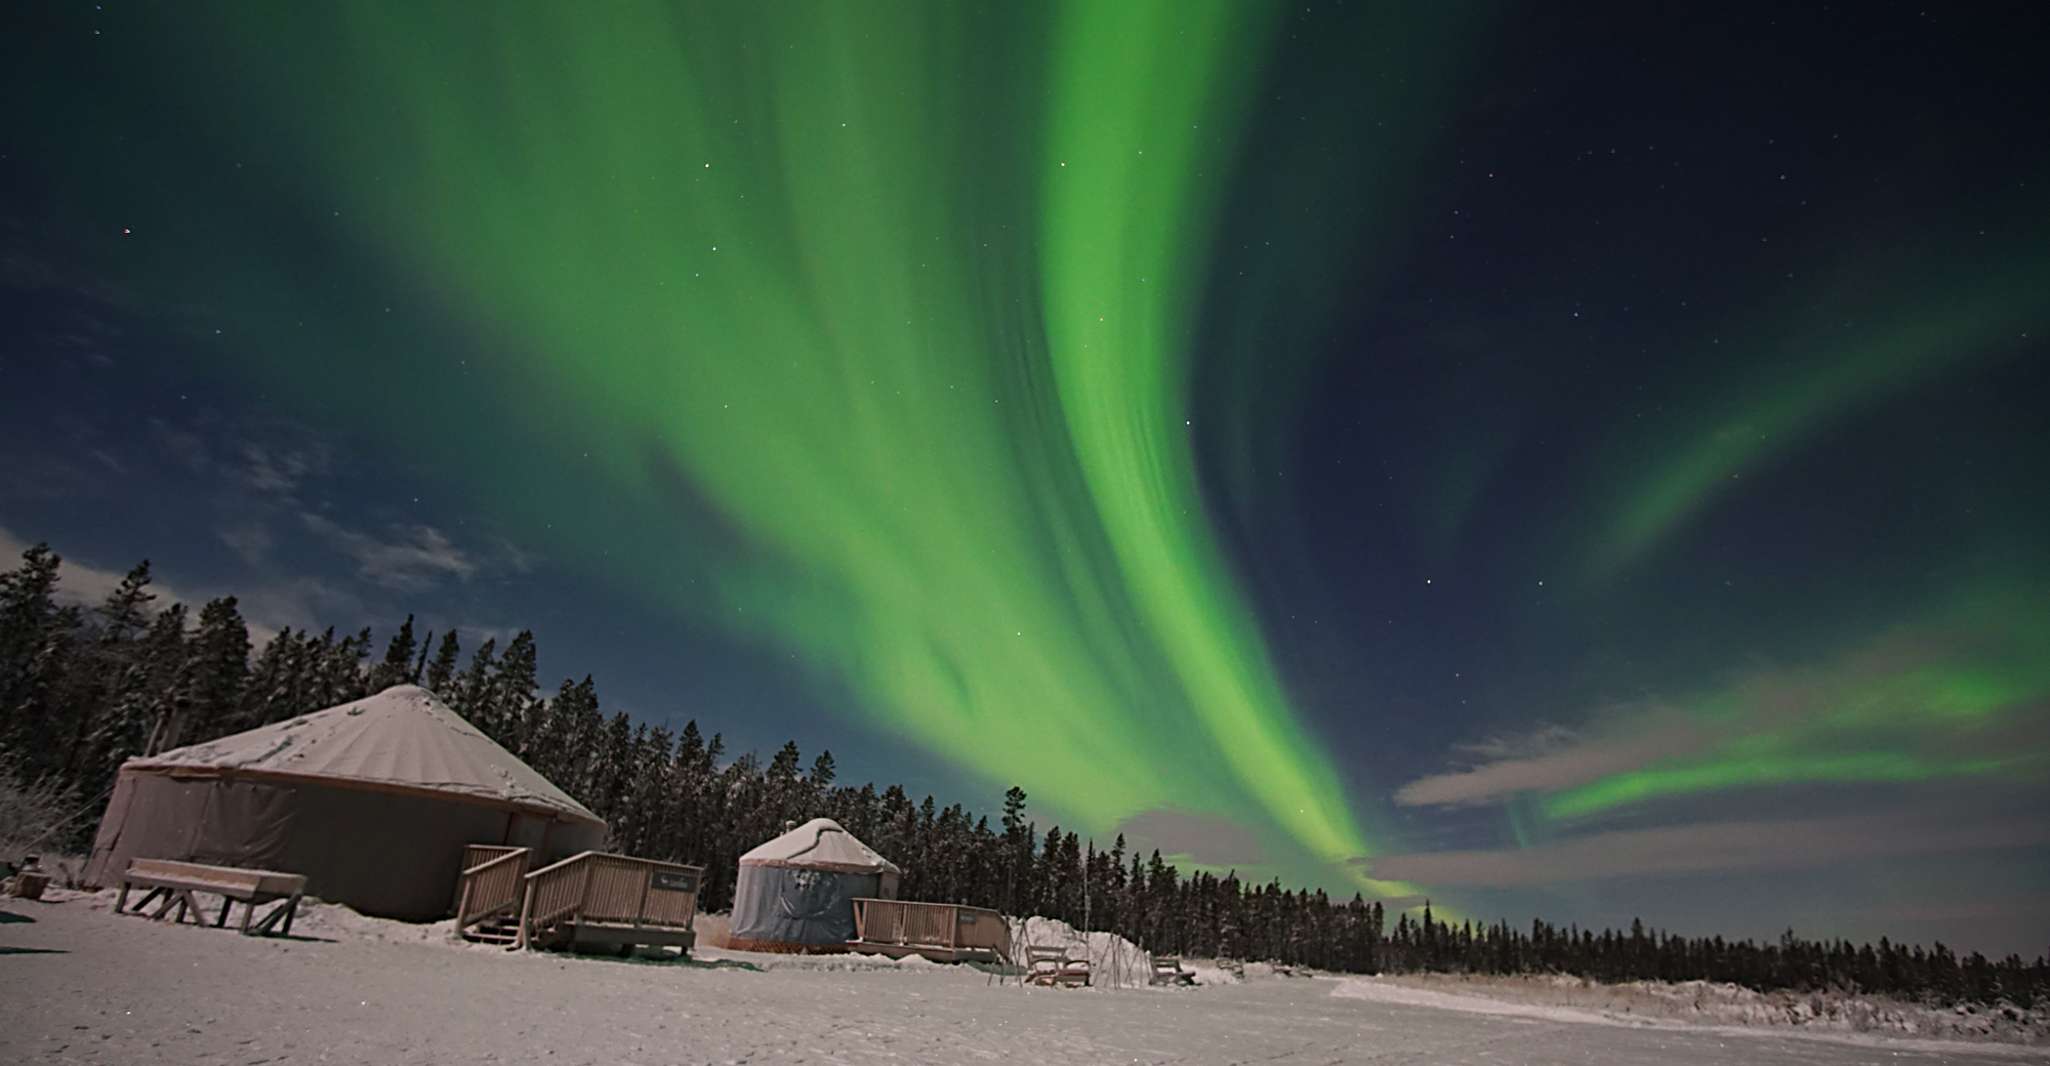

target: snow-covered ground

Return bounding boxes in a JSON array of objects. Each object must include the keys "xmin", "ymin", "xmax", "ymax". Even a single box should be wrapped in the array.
[
  {"xmin": 1, "ymin": 891, "xmax": 2037, "ymax": 1064},
  {"xmin": 1340, "ymin": 972, "xmax": 2049, "ymax": 1046}
]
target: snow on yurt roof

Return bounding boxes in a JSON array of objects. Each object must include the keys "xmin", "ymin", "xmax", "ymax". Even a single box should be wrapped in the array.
[
  {"xmin": 740, "ymin": 817, "xmax": 902, "ymax": 874},
  {"xmin": 125, "ymin": 685, "xmax": 603, "ymax": 826}
]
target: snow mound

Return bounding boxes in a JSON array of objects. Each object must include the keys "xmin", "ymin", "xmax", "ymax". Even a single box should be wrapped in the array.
[{"xmin": 1009, "ymin": 916, "xmax": 1160, "ymax": 989}]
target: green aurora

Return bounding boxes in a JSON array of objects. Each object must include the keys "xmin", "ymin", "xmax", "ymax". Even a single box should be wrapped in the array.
[
  {"xmin": 50, "ymin": 1, "xmax": 1406, "ymax": 888},
  {"xmin": 1543, "ymin": 590, "xmax": 2050, "ymax": 820}
]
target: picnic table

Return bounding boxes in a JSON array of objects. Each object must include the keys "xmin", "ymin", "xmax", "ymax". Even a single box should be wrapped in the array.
[
  {"xmin": 1024, "ymin": 944, "xmax": 1092, "ymax": 987},
  {"xmin": 116, "ymin": 858, "xmax": 306, "ymax": 936}
]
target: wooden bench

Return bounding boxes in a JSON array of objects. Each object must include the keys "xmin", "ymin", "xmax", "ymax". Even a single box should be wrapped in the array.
[
  {"xmin": 1024, "ymin": 944, "xmax": 1092, "ymax": 987},
  {"xmin": 1150, "ymin": 954, "xmax": 1197, "ymax": 986},
  {"xmin": 117, "ymin": 859, "xmax": 306, "ymax": 936}
]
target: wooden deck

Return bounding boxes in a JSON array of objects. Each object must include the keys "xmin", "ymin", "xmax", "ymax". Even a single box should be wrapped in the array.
[
  {"xmin": 849, "ymin": 898, "xmax": 1010, "ymax": 964},
  {"xmin": 455, "ymin": 847, "xmax": 704, "ymax": 956}
]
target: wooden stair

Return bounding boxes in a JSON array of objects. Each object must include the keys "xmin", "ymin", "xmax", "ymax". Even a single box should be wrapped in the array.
[
  {"xmin": 451, "ymin": 846, "xmax": 703, "ymax": 956},
  {"xmin": 464, "ymin": 914, "xmax": 522, "ymax": 945}
]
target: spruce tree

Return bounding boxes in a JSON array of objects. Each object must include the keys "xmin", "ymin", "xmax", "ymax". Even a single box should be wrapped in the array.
[
  {"xmin": 0, "ymin": 543, "xmax": 65, "ymax": 748},
  {"xmin": 451, "ymin": 637, "xmax": 497, "ymax": 727},
  {"xmin": 489, "ymin": 630, "xmax": 539, "ymax": 751},
  {"xmin": 410, "ymin": 629, "xmax": 432, "ymax": 684},
  {"xmin": 158, "ymin": 596, "xmax": 249, "ymax": 750},
  {"xmin": 238, "ymin": 629, "xmax": 301, "ymax": 728},
  {"xmin": 808, "ymin": 749, "xmax": 836, "ymax": 789},
  {"xmin": 423, "ymin": 630, "xmax": 462, "ymax": 695},
  {"xmin": 368, "ymin": 614, "xmax": 418, "ymax": 691},
  {"xmin": 97, "ymin": 603, "xmax": 186, "ymax": 767},
  {"xmin": 59, "ymin": 561, "xmax": 157, "ymax": 776}
]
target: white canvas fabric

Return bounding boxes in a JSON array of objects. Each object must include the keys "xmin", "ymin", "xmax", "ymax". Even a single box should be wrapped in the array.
[
  {"xmin": 739, "ymin": 817, "xmax": 902, "ymax": 875},
  {"xmin": 127, "ymin": 685, "xmax": 602, "ymax": 826}
]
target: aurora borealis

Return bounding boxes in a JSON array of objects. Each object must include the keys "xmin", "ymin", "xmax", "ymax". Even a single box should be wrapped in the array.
[{"xmin": 3, "ymin": 2, "xmax": 2046, "ymax": 950}]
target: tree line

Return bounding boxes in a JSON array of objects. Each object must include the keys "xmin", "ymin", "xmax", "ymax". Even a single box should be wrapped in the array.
[{"xmin": 1, "ymin": 543, "xmax": 2042, "ymax": 1007}]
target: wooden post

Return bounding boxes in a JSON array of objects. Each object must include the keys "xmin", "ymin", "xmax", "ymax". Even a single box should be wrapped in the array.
[
  {"xmin": 514, "ymin": 879, "xmax": 535, "ymax": 951},
  {"xmin": 634, "ymin": 866, "xmax": 652, "ymax": 929},
  {"xmin": 456, "ymin": 875, "xmax": 474, "ymax": 931}
]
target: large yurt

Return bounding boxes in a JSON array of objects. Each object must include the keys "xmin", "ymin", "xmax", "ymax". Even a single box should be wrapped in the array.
[
  {"xmin": 84, "ymin": 685, "xmax": 607, "ymax": 920},
  {"xmin": 728, "ymin": 817, "xmax": 902, "ymax": 951}
]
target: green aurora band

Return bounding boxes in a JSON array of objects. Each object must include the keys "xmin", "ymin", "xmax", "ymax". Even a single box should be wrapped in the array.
[
  {"xmin": 1542, "ymin": 589, "xmax": 2050, "ymax": 820},
  {"xmin": 1587, "ymin": 253, "xmax": 2045, "ymax": 578},
  {"xmin": 53, "ymin": 2, "xmax": 1409, "ymax": 888}
]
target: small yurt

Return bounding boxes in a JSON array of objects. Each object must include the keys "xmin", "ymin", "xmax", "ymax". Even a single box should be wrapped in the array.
[
  {"xmin": 728, "ymin": 817, "xmax": 902, "ymax": 951},
  {"xmin": 84, "ymin": 685, "xmax": 606, "ymax": 920}
]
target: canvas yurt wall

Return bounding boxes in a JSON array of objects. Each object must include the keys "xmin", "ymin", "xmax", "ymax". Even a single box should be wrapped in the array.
[
  {"xmin": 84, "ymin": 685, "xmax": 607, "ymax": 920},
  {"xmin": 728, "ymin": 818, "xmax": 902, "ymax": 951}
]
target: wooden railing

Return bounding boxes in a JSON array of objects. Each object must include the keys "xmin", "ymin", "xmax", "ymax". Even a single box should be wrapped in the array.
[
  {"xmin": 851, "ymin": 899, "xmax": 952, "ymax": 947},
  {"xmin": 454, "ymin": 847, "xmax": 530, "ymax": 932},
  {"xmin": 514, "ymin": 851, "xmax": 703, "ymax": 950},
  {"xmin": 851, "ymin": 898, "xmax": 1011, "ymax": 962},
  {"xmin": 461, "ymin": 844, "xmax": 527, "ymax": 870}
]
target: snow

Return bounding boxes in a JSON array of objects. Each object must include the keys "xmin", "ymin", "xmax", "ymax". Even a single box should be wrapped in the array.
[
  {"xmin": 2, "ymin": 894, "xmax": 2037, "ymax": 1064},
  {"xmin": 1007, "ymin": 915, "xmax": 1158, "ymax": 988},
  {"xmin": 1335, "ymin": 975, "xmax": 2049, "ymax": 1056},
  {"xmin": 1331, "ymin": 977, "xmax": 1621, "ymax": 1025}
]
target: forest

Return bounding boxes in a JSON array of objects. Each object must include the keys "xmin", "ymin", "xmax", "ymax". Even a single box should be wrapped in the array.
[{"xmin": 1, "ymin": 542, "xmax": 2043, "ymax": 1008}]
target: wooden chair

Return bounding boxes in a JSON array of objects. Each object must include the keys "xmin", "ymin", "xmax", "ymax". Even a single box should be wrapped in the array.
[{"xmin": 1150, "ymin": 954, "xmax": 1197, "ymax": 986}]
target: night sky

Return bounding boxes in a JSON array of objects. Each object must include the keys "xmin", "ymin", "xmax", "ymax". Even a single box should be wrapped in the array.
[{"xmin": 3, "ymin": 3, "xmax": 2045, "ymax": 953}]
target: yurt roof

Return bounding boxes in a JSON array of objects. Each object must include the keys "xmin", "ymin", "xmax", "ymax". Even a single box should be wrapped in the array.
[
  {"xmin": 739, "ymin": 817, "xmax": 902, "ymax": 875},
  {"xmin": 125, "ymin": 685, "xmax": 603, "ymax": 826}
]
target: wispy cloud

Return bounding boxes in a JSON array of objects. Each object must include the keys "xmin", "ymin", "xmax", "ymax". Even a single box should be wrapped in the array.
[
  {"xmin": 301, "ymin": 513, "xmax": 478, "ymax": 591},
  {"xmin": 147, "ymin": 417, "xmax": 212, "ymax": 474},
  {"xmin": 1117, "ymin": 808, "xmax": 1270, "ymax": 867},
  {"xmin": 0, "ymin": 523, "xmax": 307, "ymax": 645},
  {"xmin": 1353, "ymin": 810, "xmax": 2050, "ymax": 888},
  {"xmin": 217, "ymin": 522, "xmax": 274, "ymax": 567},
  {"xmin": 0, "ymin": 525, "xmax": 183, "ymax": 610},
  {"xmin": 232, "ymin": 575, "xmax": 363, "ymax": 640},
  {"xmin": 1392, "ymin": 600, "xmax": 2050, "ymax": 818},
  {"xmin": 1395, "ymin": 717, "xmax": 1708, "ymax": 808},
  {"xmin": 238, "ymin": 438, "xmax": 332, "ymax": 497}
]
